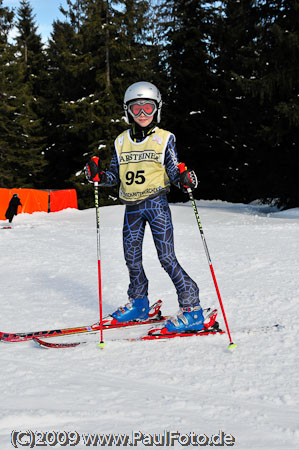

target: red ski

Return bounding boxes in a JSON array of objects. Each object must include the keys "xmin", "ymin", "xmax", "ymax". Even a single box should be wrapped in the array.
[
  {"xmin": 0, "ymin": 300, "xmax": 164, "ymax": 343},
  {"xmin": 32, "ymin": 308, "xmax": 225, "ymax": 348},
  {"xmin": 140, "ymin": 328, "xmax": 225, "ymax": 341},
  {"xmin": 33, "ymin": 326, "xmax": 225, "ymax": 348}
]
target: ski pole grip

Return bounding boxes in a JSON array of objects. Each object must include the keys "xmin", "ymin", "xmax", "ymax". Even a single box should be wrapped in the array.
[
  {"xmin": 177, "ymin": 162, "xmax": 187, "ymax": 174},
  {"xmin": 91, "ymin": 156, "xmax": 100, "ymax": 182}
]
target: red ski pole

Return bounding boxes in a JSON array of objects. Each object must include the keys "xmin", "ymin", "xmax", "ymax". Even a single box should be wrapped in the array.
[
  {"xmin": 94, "ymin": 180, "xmax": 105, "ymax": 349},
  {"xmin": 178, "ymin": 163, "xmax": 236, "ymax": 350}
]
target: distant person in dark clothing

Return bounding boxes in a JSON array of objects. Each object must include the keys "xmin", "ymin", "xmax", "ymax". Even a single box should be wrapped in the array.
[{"xmin": 5, "ymin": 194, "xmax": 22, "ymax": 223}]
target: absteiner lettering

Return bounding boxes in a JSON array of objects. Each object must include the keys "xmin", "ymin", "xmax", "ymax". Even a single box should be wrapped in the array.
[{"xmin": 119, "ymin": 151, "xmax": 162, "ymax": 164}]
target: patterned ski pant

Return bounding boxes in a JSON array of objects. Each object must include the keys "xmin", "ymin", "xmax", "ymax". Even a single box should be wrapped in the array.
[{"xmin": 123, "ymin": 194, "xmax": 199, "ymax": 307}]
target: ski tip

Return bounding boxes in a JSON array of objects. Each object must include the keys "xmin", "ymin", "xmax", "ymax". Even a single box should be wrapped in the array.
[
  {"xmin": 33, "ymin": 337, "xmax": 81, "ymax": 348},
  {"xmin": 228, "ymin": 342, "xmax": 237, "ymax": 351},
  {"xmin": 97, "ymin": 341, "xmax": 106, "ymax": 350}
]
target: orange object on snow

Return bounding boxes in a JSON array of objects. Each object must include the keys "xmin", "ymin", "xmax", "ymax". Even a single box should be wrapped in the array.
[
  {"xmin": 0, "ymin": 188, "xmax": 77, "ymax": 220},
  {"xmin": 50, "ymin": 189, "xmax": 78, "ymax": 212}
]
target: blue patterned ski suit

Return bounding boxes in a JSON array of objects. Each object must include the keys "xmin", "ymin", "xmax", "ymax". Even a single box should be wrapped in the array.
[{"xmin": 103, "ymin": 130, "xmax": 199, "ymax": 307}]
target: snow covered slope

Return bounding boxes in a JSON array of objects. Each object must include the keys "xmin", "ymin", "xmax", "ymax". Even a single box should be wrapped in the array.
[{"xmin": 1, "ymin": 201, "xmax": 298, "ymax": 449}]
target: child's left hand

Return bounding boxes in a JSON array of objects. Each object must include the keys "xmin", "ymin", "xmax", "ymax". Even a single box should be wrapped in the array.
[{"xmin": 178, "ymin": 163, "xmax": 198, "ymax": 192}]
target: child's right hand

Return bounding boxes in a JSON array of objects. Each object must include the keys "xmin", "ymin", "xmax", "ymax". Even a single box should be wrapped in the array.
[{"xmin": 84, "ymin": 157, "xmax": 107, "ymax": 183}]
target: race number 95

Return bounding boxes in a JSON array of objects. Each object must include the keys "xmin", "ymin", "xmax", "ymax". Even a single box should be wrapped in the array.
[{"xmin": 125, "ymin": 170, "xmax": 145, "ymax": 185}]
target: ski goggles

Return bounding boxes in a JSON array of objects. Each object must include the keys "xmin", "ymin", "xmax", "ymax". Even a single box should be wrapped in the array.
[{"xmin": 128, "ymin": 100, "xmax": 157, "ymax": 118}]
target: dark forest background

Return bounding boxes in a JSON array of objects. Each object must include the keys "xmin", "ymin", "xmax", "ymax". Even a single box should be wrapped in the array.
[{"xmin": 1, "ymin": 0, "xmax": 298, "ymax": 209}]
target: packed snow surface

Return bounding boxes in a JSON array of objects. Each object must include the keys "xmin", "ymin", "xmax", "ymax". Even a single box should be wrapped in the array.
[{"xmin": 1, "ymin": 200, "xmax": 299, "ymax": 449}]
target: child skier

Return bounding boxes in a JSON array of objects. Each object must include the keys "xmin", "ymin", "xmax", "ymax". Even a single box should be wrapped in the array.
[{"xmin": 85, "ymin": 81, "xmax": 205, "ymax": 334}]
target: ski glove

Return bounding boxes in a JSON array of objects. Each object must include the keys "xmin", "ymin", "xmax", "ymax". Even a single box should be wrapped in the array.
[
  {"xmin": 84, "ymin": 157, "xmax": 107, "ymax": 183},
  {"xmin": 177, "ymin": 163, "xmax": 198, "ymax": 193}
]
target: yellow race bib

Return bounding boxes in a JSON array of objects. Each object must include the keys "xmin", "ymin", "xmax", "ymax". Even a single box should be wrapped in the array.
[{"xmin": 115, "ymin": 128, "xmax": 173, "ymax": 204}]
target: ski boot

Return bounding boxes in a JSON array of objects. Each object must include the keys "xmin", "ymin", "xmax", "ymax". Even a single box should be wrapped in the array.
[
  {"xmin": 111, "ymin": 297, "xmax": 149, "ymax": 323},
  {"xmin": 148, "ymin": 305, "xmax": 204, "ymax": 336},
  {"xmin": 91, "ymin": 297, "xmax": 165, "ymax": 329},
  {"xmin": 148, "ymin": 305, "xmax": 220, "ymax": 336}
]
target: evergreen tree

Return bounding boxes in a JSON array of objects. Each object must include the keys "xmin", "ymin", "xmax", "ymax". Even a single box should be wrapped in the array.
[
  {"xmin": 0, "ymin": 0, "xmax": 47, "ymax": 188},
  {"xmin": 11, "ymin": 0, "xmax": 47, "ymax": 187},
  {"xmin": 247, "ymin": 0, "xmax": 299, "ymax": 208},
  {"xmin": 113, "ymin": 0, "xmax": 157, "ymax": 91},
  {"xmin": 15, "ymin": 1, "xmax": 45, "ymax": 83},
  {"xmin": 45, "ymin": 0, "xmax": 122, "ymax": 207},
  {"xmin": 211, "ymin": 0, "xmax": 263, "ymax": 202},
  {"xmin": 156, "ymin": 0, "xmax": 219, "ymax": 202},
  {"xmin": 0, "ymin": 0, "xmax": 15, "ymax": 187},
  {"xmin": 0, "ymin": 0, "xmax": 14, "ymax": 44}
]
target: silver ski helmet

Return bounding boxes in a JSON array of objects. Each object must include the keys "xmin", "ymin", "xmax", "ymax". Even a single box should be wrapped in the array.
[{"xmin": 123, "ymin": 81, "xmax": 162, "ymax": 124}]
